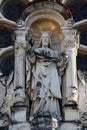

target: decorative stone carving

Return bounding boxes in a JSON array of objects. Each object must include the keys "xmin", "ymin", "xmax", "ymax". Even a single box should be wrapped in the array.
[
  {"xmin": 0, "ymin": 0, "xmax": 85, "ymax": 129},
  {"xmin": 78, "ymin": 70, "xmax": 87, "ymax": 127},
  {"xmin": 26, "ymin": 32, "xmax": 69, "ymax": 129},
  {"xmin": 0, "ymin": 71, "xmax": 14, "ymax": 126},
  {"xmin": 62, "ymin": 19, "xmax": 79, "ymax": 107},
  {"xmin": 1, "ymin": 72, "xmax": 14, "ymax": 117},
  {"xmin": 13, "ymin": 20, "xmax": 28, "ymax": 105},
  {"xmin": 60, "ymin": 19, "xmax": 82, "ymax": 130},
  {"xmin": 0, "ymin": 72, "xmax": 6, "ymax": 109},
  {"xmin": 11, "ymin": 20, "xmax": 29, "ymax": 124}
]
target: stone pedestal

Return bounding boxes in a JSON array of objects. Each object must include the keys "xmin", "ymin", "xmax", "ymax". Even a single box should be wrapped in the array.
[
  {"xmin": 31, "ymin": 116, "xmax": 59, "ymax": 130},
  {"xmin": 11, "ymin": 106, "xmax": 28, "ymax": 123},
  {"xmin": 9, "ymin": 123, "xmax": 31, "ymax": 130},
  {"xmin": 64, "ymin": 108, "xmax": 79, "ymax": 121},
  {"xmin": 60, "ymin": 122, "xmax": 82, "ymax": 130}
]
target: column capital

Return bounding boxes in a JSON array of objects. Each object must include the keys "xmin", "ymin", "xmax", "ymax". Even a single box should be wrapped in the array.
[
  {"xmin": 61, "ymin": 23, "xmax": 80, "ymax": 51},
  {"xmin": 14, "ymin": 20, "xmax": 29, "ymax": 50}
]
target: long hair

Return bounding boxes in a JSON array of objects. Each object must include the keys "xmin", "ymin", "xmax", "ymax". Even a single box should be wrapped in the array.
[{"xmin": 39, "ymin": 32, "xmax": 52, "ymax": 48}]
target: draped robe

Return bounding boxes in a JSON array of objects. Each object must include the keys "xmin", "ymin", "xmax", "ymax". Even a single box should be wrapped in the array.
[{"xmin": 26, "ymin": 47, "xmax": 68, "ymax": 120}]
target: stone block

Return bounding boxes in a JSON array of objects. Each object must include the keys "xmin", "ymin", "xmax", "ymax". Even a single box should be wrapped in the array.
[
  {"xmin": 12, "ymin": 108, "xmax": 27, "ymax": 122},
  {"xmin": 60, "ymin": 122, "xmax": 82, "ymax": 130},
  {"xmin": 64, "ymin": 108, "xmax": 79, "ymax": 121},
  {"xmin": 9, "ymin": 123, "xmax": 31, "ymax": 130}
]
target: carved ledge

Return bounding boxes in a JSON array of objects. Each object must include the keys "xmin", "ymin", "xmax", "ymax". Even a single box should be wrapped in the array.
[
  {"xmin": 0, "ymin": 14, "xmax": 16, "ymax": 28},
  {"xmin": 78, "ymin": 44, "xmax": 87, "ymax": 55},
  {"xmin": 73, "ymin": 19, "xmax": 87, "ymax": 31},
  {"xmin": 61, "ymin": 0, "xmax": 71, "ymax": 4}
]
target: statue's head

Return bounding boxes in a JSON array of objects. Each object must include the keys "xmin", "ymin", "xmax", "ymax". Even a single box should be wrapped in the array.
[{"xmin": 40, "ymin": 32, "xmax": 51, "ymax": 48}]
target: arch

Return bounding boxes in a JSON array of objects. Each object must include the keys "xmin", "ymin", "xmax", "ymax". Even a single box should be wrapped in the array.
[
  {"xmin": 0, "ymin": 46, "xmax": 13, "ymax": 59},
  {"xmin": 25, "ymin": 9, "xmax": 65, "ymax": 28},
  {"xmin": 0, "ymin": 18, "xmax": 16, "ymax": 28},
  {"xmin": 21, "ymin": 0, "xmax": 72, "ymax": 20},
  {"xmin": 1, "ymin": 0, "xmax": 28, "ymax": 22},
  {"xmin": 25, "ymin": 9, "xmax": 65, "ymax": 50}
]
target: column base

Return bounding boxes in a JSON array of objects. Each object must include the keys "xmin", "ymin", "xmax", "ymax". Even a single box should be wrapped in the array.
[
  {"xmin": 11, "ymin": 104, "xmax": 28, "ymax": 123},
  {"xmin": 64, "ymin": 107, "xmax": 79, "ymax": 121}
]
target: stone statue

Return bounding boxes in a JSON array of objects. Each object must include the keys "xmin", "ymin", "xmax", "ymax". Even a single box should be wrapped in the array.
[
  {"xmin": 78, "ymin": 70, "xmax": 87, "ymax": 126},
  {"xmin": 0, "ymin": 72, "xmax": 7, "ymax": 109},
  {"xmin": 0, "ymin": 71, "xmax": 14, "ymax": 119},
  {"xmin": 26, "ymin": 32, "xmax": 69, "ymax": 121}
]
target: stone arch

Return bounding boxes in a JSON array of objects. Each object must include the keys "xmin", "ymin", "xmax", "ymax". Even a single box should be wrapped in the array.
[
  {"xmin": 25, "ymin": 9, "xmax": 65, "ymax": 28},
  {"xmin": 21, "ymin": 0, "xmax": 72, "ymax": 20},
  {"xmin": 25, "ymin": 9, "xmax": 65, "ymax": 51},
  {"xmin": 0, "ymin": 0, "xmax": 28, "ymax": 22},
  {"xmin": 20, "ymin": 1, "xmax": 72, "ymax": 51}
]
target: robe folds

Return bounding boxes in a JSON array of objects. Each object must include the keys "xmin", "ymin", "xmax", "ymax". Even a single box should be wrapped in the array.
[{"xmin": 27, "ymin": 47, "xmax": 67, "ymax": 120}]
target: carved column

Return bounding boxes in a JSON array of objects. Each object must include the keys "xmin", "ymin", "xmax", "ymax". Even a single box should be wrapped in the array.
[
  {"xmin": 62, "ymin": 26, "xmax": 79, "ymax": 106},
  {"xmin": 61, "ymin": 20, "xmax": 81, "ymax": 129},
  {"xmin": 14, "ymin": 20, "xmax": 27, "ymax": 104},
  {"xmin": 12, "ymin": 20, "xmax": 28, "ymax": 123}
]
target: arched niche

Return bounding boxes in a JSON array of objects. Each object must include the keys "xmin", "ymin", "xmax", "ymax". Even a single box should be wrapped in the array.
[
  {"xmin": 25, "ymin": 9, "xmax": 65, "ymax": 28},
  {"xmin": 20, "ymin": 1, "xmax": 72, "ymax": 51},
  {"xmin": 25, "ymin": 9, "xmax": 66, "ymax": 51}
]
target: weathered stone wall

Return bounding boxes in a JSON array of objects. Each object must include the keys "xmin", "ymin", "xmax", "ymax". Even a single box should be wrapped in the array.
[{"xmin": 0, "ymin": 0, "xmax": 87, "ymax": 130}]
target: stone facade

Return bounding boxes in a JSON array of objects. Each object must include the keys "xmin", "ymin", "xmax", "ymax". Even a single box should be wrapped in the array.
[{"xmin": 0, "ymin": 0, "xmax": 87, "ymax": 130}]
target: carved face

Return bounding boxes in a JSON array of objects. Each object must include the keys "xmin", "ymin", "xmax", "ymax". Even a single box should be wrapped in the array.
[
  {"xmin": 42, "ymin": 37, "xmax": 49, "ymax": 47},
  {"xmin": 41, "ymin": 32, "xmax": 50, "ymax": 47}
]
